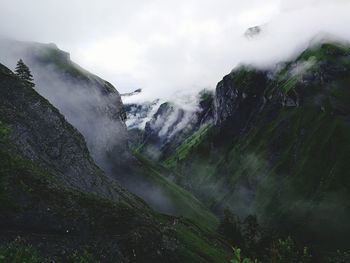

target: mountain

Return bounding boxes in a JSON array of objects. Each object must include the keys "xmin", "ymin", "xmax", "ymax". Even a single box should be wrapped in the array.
[
  {"xmin": 0, "ymin": 62, "xmax": 232, "ymax": 262},
  {"xmin": 2, "ymin": 35, "xmax": 349, "ymax": 261},
  {"xmin": 129, "ymin": 90, "xmax": 214, "ymax": 162},
  {"xmin": 0, "ymin": 39, "xmax": 129, "ymax": 172},
  {"xmin": 0, "ymin": 39, "xmax": 223, "ymax": 231},
  {"xmin": 121, "ymin": 88, "xmax": 142, "ymax": 97},
  {"xmin": 124, "ymin": 99, "xmax": 161, "ymax": 131},
  {"xmin": 135, "ymin": 41, "xmax": 350, "ymax": 260}
]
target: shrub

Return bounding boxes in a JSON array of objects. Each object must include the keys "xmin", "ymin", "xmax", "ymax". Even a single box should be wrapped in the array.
[
  {"xmin": 230, "ymin": 248, "xmax": 258, "ymax": 263},
  {"xmin": 268, "ymin": 237, "xmax": 312, "ymax": 263},
  {"xmin": 0, "ymin": 237, "xmax": 42, "ymax": 263}
]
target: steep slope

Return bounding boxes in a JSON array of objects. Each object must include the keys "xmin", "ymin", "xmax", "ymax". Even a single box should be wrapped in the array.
[
  {"xmin": 160, "ymin": 42, "xmax": 350, "ymax": 255},
  {"xmin": 0, "ymin": 39, "xmax": 220, "ymax": 229},
  {"xmin": 0, "ymin": 38, "xmax": 128, "ymax": 174},
  {"xmin": 0, "ymin": 63, "xmax": 231, "ymax": 262},
  {"xmin": 133, "ymin": 90, "xmax": 214, "ymax": 161}
]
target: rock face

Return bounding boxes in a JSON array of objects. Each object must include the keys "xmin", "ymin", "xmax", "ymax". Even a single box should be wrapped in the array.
[
  {"xmin": 0, "ymin": 39, "xmax": 129, "ymax": 175},
  {"xmin": 160, "ymin": 42, "xmax": 350, "ymax": 253},
  {"xmin": 0, "ymin": 63, "xmax": 139, "ymax": 205},
  {"xmin": 124, "ymin": 99, "xmax": 161, "ymax": 130},
  {"xmin": 0, "ymin": 63, "xmax": 231, "ymax": 262},
  {"xmin": 121, "ymin": 88, "xmax": 142, "ymax": 97},
  {"xmin": 214, "ymin": 67, "xmax": 268, "ymax": 126},
  {"xmin": 138, "ymin": 90, "xmax": 214, "ymax": 161}
]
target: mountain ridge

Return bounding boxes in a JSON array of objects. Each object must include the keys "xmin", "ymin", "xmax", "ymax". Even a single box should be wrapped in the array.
[{"xmin": 0, "ymin": 61, "xmax": 232, "ymax": 262}]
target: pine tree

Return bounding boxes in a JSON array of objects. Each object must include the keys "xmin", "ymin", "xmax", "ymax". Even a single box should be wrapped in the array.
[{"xmin": 15, "ymin": 59, "xmax": 35, "ymax": 88}]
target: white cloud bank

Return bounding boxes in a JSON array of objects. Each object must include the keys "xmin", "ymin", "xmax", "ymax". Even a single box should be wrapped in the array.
[{"xmin": 1, "ymin": 0, "xmax": 350, "ymax": 102}]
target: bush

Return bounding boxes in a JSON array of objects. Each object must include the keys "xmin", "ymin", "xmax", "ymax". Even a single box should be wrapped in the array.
[
  {"xmin": 68, "ymin": 250, "xmax": 99, "ymax": 263},
  {"xmin": 0, "ymin": 237, "xmax": 42, "ymax": 263},
  {"xmin": 0, "ymin": 121, "xmax": 9, "ymax": 143},
  {"xmin": 230, "ymin": 248, "xmax": 258, "ymax": 263},
  {"xmin": 326, "ymin": 250, "xmax": 350, "ymax": 263},
  {"xmin": 0, "ymin": 238, "xmax": 99, "ymax": 263},
  {"xmin": 268, "ymin": 237, "xmax": 312, "ymax": 263}
]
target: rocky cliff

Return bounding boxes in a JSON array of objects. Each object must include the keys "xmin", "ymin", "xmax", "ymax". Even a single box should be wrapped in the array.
[
  {"xmin": 133, "ymin": 90, "xmax": 214, "ymax": 161},
  {"xmin": 0, "ymin": 39, "xmax": 129, "ymax": 174}
]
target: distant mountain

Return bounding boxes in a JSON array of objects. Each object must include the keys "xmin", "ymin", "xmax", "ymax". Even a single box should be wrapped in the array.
[
  {"xmin": 155, "ymin": 41, "xmax": 350, "ymax": 259},
  {"xmin": 124, "ymin": 99, "xmax": 161, "ymax": 130},
  {"xmin": 121, "ymin": 88, "xmax": 142, "ymax": 97},
  {"xmin": 137, "ymin": 90, "xmax": 214, "ymax": 161}
]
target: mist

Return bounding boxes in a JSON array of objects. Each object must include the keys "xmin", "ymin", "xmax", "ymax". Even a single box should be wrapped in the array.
[
  {"xmin": 0, "ymin": 39, "xmax": 130, "ymax": 174},
  {"xmin": 1, "ymin": 0, "xmax": 350, "ymax": 105}
]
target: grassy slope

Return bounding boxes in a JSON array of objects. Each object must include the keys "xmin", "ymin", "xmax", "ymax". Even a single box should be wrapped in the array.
[
  {"xmin": 160, "ymin": 43, "xmax": 350, "ymax": 252},
  {"xmin": 37, "ymin": 42, "xmax": 221, "ymax": 233},
  {"xmin": 135, "ymin": 152, "xmax": 219, "ymax": 231}
]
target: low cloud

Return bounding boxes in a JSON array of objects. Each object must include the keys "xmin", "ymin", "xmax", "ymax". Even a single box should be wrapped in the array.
[{"xmin": 1, "ymin": 1, "xmax": 350, "ymax": 105}]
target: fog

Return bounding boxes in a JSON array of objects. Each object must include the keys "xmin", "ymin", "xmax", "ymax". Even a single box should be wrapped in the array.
[
  {"xmin": 1, "ymin": 0, "xmax": 350, "ymax": 219},
  {"xmin": 1, "ymin": 0, "xmax": 350, "ymax": 103}
]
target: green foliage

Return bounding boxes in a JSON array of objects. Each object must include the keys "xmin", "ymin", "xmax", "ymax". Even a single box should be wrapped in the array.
[
  {"xmin": 268, "ymin": 237, "xmax": 312, "ymax": 263},
  {"xmin": 175, "ymin": 223, "xmax": 231, "ymax": 263},
  {"xmin": 0, "ymin": 238, "xmax": 42, "ymax": 263},
  {"xmin": 0, "ymin": 121, "xmax": 9, "ymax": 143},
  {"xmin": 67, "ymin": 250, "xmax": 99, "ymax": 263},
  {"xmin": 163, "ymin": 124, "xmax": 212, "ymax": 169},
  {"xmin": 14, "ymin": 59, "xmax": 35, "ymax": 88},
  {"xmin": 298, "ymin": 43, "xmax": 350, "ymax": 62},
  {"xmin": 326, "ymin": 250, "xmax": 350, "ymax": 263},
  {"xmin": 230, "ymin": 248, "xmax": 257, "ymax": 263},
  {"xmin": 230, "ymin": 237, "xmax": 312, "ymax": 263},
  {"xmin": 135, "ymin": 153, "xmax": 219, "ymax": 231},
  {"xmin": 0, "ymin": 239, "xmax": 100, "ymax": 263}
]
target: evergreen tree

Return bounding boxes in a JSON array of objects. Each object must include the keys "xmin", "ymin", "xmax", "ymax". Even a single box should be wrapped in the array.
[{"xmin": 15, "ymin": 59, "xmax": 35, "ymax": 88}]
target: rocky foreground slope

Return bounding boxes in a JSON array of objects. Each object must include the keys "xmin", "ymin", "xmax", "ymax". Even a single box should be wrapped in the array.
[{"xmin": 0, "ymin": 63, "xmax": 231, "ymax": 261}]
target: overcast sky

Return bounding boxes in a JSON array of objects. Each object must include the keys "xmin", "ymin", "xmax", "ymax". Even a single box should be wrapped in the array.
[{"xmin": 1, "ymin": 0, "xmax": 350, "ymax": 102}]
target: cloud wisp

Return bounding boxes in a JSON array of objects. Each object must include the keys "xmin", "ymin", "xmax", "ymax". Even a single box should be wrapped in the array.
[{"xmin": 1, "ymin": 0, "xmax": 350, "ymax": 103}]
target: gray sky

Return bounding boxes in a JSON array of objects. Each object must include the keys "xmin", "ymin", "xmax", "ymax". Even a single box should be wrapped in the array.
[{"xmin": 1, "ymin": 0, "xmax": 350, "ymax": 102}]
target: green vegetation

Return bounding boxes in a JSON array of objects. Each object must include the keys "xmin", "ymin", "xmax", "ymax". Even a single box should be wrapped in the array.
[
  {"xmin": 0, "ymin": 238, "xmax": 100, "ymax": 263},
  {"xmin": 135, "ymin": 153, "xmax": 219, "ymax": 231},
  {"xmin": 268, "ymin": 237, "xmax": 312, "ymax": 263},
  {"xmin": 0, "ymin": 121, "xmax": 9, "ymax": 142},
  {"xmin": 14, "ymin": 59, "xmax": 35, "ymax": 88},
  {"xmin": 230, "ymin": 248, "xmax": 257, "ymax": 263},
  {"xmin": 298, "ymin": 42, "xmax": 350, "ymax": 62},
  {"xmin": 174, "ymin": 223, "xmax": 231, "ymax": 263},
  {"xmin": 0, "ymin": 238, "xmax": 42, "ymax": 263},
  {"xmin": 163, "ymin": 124, "xmax": 212, "ymax": 169},
  {"xmin": 154, "ymin": 42, "xmax": 350, "ymax": 261},
  {"xmin": 0, "ymin": 130, "xmax": 231, "ymax": 262}
]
